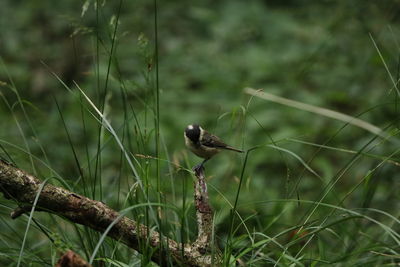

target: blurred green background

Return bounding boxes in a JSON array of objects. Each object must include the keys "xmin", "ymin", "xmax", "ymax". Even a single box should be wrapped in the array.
[{"xmin": 1, "ymin": 0, "xmax": 400, "ymax": 266}]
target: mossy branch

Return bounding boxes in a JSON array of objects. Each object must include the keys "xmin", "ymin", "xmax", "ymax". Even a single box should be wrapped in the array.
[{"xmin": 0, "ymin": 160, "xmax": 220, "ymax": 266}]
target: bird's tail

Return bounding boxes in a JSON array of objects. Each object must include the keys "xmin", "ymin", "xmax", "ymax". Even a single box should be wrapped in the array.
[{"xmin": 224, "ymin": 146, "xmax": 244, "ymax": 153}]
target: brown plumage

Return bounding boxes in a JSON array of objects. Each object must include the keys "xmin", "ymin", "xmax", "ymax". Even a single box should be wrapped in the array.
[{"xmin": 184, "ymin": 124, "xmax": 243, "ymax": 171}]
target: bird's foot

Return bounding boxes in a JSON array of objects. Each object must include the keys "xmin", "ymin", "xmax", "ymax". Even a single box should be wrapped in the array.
[{"xmin": 192, "ymin": 163, "xmax": 205, "ymax": 176}]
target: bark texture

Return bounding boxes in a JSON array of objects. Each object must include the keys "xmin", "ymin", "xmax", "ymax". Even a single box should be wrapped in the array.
[{"xmin": 0, "ymin": 160, "xmax": 220, "ymax": 266}]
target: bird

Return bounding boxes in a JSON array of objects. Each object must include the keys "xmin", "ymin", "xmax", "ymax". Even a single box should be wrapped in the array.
[{"xmin": 184, "ymin": 124, "xmax": 243, "ymax": 173}]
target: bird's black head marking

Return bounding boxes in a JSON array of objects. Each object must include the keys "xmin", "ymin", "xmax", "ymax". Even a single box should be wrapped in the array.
[{"xmin": 185, "ymin": 124, "xmax": 201, "ymax": 143}]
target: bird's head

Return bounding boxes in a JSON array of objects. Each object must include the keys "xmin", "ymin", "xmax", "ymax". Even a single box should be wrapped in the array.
[{"xmin": 184, "ymin": 124, "xmax": 201, "ymax": 143}]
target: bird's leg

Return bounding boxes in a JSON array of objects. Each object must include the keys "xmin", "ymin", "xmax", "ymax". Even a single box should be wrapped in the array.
[{"xmin": 193, "ymin": 158, "xmax": 209, "ymax": 175}]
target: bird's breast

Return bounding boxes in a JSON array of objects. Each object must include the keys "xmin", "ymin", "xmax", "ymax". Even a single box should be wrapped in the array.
[{"xmin": 185, "ymin": 138, "xmax": 220, "ymax": 159}]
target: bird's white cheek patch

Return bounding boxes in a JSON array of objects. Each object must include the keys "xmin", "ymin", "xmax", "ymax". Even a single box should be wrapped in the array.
[{"xmin": 188, "ymin": 125, "xmax": 194, "ymax": 130}]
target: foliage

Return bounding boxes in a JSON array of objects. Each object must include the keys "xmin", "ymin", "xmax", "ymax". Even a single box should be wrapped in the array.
[{"xmin": 1, "ymin": 0, "xmax": 400, "ymax": 266}]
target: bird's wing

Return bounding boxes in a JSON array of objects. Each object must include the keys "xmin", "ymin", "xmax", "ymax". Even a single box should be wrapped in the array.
[{"xmin": 200, "ymin": 132, "xmax": 227, "ymax": 148}]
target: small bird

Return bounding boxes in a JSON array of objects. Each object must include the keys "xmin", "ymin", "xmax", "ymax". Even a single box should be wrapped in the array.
[{"xmin": 184, "ymin": 124, "xmax": 243, "ymax": 172}]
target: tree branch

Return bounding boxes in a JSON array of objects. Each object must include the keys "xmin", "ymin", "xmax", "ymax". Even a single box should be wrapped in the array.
[
  {"xmin": 0, "ymin": 160, "xmax": 220, "ymax": 266},
  {"xmin": 55, "ymin": 250, "xmax": 92, "ymax": 267}
]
